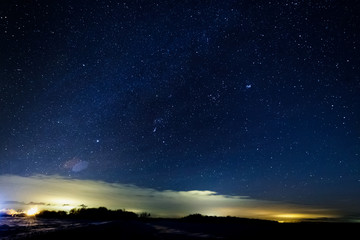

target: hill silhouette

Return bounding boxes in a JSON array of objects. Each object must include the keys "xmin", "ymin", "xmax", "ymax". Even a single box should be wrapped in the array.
[{"xmin": 182, "ymin": 213, "xmax": 277, "ymax": 224}]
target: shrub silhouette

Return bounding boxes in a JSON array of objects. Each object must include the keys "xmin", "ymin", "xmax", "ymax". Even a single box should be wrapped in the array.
[
  {"xmin": 37, "ymin": 210, "xmax": 67, "ymax": 219},
  {"xmin": 139, "ymin": 212, "xmax": 151, "ymax": 218},
  {"xmin": 69, "ymin": 207, "xmax": 138, "ymax": 220}
]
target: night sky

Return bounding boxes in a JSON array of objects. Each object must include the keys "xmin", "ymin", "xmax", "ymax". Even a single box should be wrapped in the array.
[{"xmin": 1, "ymin": 1, "xmax": 359, "ymax": 220}]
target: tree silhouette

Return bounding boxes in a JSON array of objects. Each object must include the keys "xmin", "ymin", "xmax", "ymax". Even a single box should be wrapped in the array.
[{"xmin": 38, "ymin": 207, "xmax": 138, "ymax": 220}]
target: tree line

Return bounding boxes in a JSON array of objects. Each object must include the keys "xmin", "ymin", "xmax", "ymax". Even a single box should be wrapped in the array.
[{"xmin": 36, "ymin": 207, "xmax": 150, "ymax": 220}]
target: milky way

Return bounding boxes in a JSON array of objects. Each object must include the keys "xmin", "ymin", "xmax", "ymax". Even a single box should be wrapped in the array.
[{"xmin": 0, "ymin": 1, "xmax": 359, "ymax": 220}]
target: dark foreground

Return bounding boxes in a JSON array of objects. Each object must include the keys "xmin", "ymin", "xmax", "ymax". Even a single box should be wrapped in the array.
[{"xmin": 2, "ymin": 218, "xmax": 359, "ymax": 240}]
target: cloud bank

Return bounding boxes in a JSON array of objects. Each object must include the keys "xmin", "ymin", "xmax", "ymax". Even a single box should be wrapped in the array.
[{"xmin": 0, "ymin": 175, "xmax": 337, "ymax": 221}]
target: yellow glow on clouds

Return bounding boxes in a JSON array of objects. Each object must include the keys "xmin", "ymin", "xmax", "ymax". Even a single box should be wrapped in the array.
[{"xmin": 0, "ymin": 175, "xmax": 338, "ymax": 221}]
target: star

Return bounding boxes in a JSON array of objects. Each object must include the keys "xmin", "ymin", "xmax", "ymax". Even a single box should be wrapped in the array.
[{"xmin": 0, "ymin": 0, "xmax": 359, "ymax": 222}]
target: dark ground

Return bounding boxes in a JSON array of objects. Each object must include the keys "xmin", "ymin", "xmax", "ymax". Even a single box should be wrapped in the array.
[{"xmin": 5, "ymin": 219, "xmax": 359, "ymax": 240}]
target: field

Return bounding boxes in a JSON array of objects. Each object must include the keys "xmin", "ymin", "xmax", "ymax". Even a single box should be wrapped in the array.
[{"xmin": 1, "ymin": 216, "xmax": 358, "ymax": 239}]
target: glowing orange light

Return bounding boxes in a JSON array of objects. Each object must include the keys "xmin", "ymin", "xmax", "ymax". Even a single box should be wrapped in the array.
[
  {"xmin": 26, "ymin": 207, "xmax": 39, "ymax": 216},
  {"xmin": 274, "ymin": 213, "xmax": 329, "ymax": 222},
  {"xmin": 7, "ymin": 209, "xmax": 19, "ymax": 216}
]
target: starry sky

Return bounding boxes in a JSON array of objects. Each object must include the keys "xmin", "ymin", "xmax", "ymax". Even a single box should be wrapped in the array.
[{"xmin": 1, "ymin": 1, "xmax": 359, "ymax": 220}]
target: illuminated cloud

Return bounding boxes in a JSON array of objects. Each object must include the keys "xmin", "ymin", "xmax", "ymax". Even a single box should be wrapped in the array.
[
  {"xmin": 0, "ymin": 175, "xmax": 338, "ymax": 221},
  {"xmin": 63, "ymin": 158, "xmax": 89, "ymax": 172}
]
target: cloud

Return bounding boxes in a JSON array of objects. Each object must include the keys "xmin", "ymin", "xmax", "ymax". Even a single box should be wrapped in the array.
[
  {"xmin": 2, "ymin": 201, "xmax": 47, "ymax": 206},
  {"xmin": 0, "ymin": 175, "xmax": 338, "ymax": 221},
  {"xmin": 63, "ymin": 158, "xmax": 89, "ymax": 172}
]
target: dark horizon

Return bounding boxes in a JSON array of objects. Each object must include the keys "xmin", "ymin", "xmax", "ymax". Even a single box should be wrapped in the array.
[
  {"xmin": 2, "ymin": 208, "xmax": 359, "ymax": 240},
  {"xmin": 1, "ymin": 205, "xmax": 357, "ymax": 224}
]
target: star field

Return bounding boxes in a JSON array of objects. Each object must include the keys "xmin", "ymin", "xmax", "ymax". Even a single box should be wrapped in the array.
[{"xmin": 0, "ymin": 0, "xmax": 359, "ymax": 216}]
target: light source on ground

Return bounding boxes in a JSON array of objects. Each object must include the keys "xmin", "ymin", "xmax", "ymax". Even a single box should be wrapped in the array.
[{"xmin": 26, "ymin": 207, "xmax": 39, "ymax": 216}]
